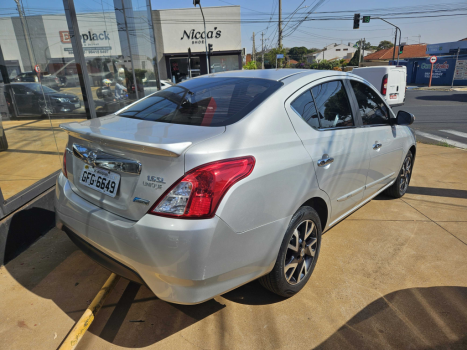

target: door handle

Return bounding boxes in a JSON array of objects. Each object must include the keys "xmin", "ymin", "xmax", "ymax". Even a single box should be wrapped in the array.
[
  {"xmin": 317, "ymin": 155, "xmax": 334, "ymax": 167},
  {"xmin": 373, "ymin": 143, "xmax": 382, "ymax": 150}
]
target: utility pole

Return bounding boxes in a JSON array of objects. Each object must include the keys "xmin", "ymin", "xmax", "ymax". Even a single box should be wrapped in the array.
[
  {"xmin": 14, "ymin": 0, "xmax": 35, "ymax": 71},
  {"xmin": 362, "ymin": 38, "xmax": 366, "ymax": 66},
  {"xmin": 261, "ymin": 32, "xmax": 265, "ymax": 69},
  {"xmin": 252, "ymin": 32, "xmax": 256, "ymax": 62},
  {"xmin": 357, "ymin": 39, "xmax": 361, "ymax": 67},
  {"xmin": 278, "ymin": 0, "xmax": 282, "ymax": 48}
]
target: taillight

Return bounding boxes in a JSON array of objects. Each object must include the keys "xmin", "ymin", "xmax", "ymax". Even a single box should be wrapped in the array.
[
  {"xmin": 381, "ymin": 74, "xmax": 388, "ymax": 95},
  {"xmin": 149, "ymin": 156, "xmax": 255, "ymax": 219},
  {"xmin": 62, "ymin": 149, "xmax": 68, "ymax": 178}
]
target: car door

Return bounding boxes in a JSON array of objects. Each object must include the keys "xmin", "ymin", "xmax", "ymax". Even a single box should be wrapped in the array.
[
  {"xmin": 11, "ymin": 85, "xmax": 35, "ymax": 114},
  {"xmin": 285, "ymin": 78, "xmax": 370, "ymax": 224},
  {"xmin": 347, "ymin": 79, "xmax": 404, "ymax": 199}
]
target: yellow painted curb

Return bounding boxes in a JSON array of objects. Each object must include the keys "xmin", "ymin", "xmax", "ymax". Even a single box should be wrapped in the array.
[{"xmin": 58, "ymin": 273, "xmax": 120, "ymax": 350}]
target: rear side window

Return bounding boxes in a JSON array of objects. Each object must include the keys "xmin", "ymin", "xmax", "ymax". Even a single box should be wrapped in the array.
[
  {"xmin": 311, "ymin": 81, "xmax": 354, "ymax": 129},
  {"xmin": 117, "ymin": 77, "xmax": 283, "ymax": 126},
  {"xmin": 350, "ymin": 80, "xmax": 390, "ymax": 126},
  {"xmin": 291, "ymin": 90, "xmax": 320, "ymax": 129}
]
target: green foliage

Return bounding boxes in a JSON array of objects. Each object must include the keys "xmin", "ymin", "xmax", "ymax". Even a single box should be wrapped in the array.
[
  {"xmin": 356, "ymin": 40, "xmax": 372, "ymax": 51},
  {"xmin": 287, "ymin": 46, "xmax": 308, "ymax": 61},
  {"xmin": 348, "ymin": 49, "xmax": 361, "ymax": 66},
  {"xmin": 309, "ymin": 59, "xmax": 347, "ymax": 71},
  {"xmin": 265, "ymin": 46, "xmax": 287, "ymax": 68},
  {"xmin": 377, "ymin": 40, "xmax": 394, "ymax": 50},
  {"xmin": 308, "ymin": 47, "xmax": 320, "ymax": 53},
  {"xmin": 243, "ymin": 61, "xmax": 257, "ymax": 70}
]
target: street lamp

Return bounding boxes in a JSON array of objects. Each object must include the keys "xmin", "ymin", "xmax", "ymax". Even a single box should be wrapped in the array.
[{"xmin": 193, "ymin": 0, "xmax": 210, "ymax": 74}]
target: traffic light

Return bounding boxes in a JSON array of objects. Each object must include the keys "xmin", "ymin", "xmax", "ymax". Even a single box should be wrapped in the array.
[
  {"xmin": 362, "ymin": 16, "xmax": 370, "ymax": 23},
  {"xmin": 353, "ymin": 13, "xmax": 360, "ymax": 29},
  {"xmin": 208, "ymin": 43, "xmax": 213, "ymax": 55},
  {"xmin": 399, "ymin": 45, "xmax": 404, "ymax": 54},
  {"xmin": 188, "ymin": 47, "xmax": 192, "ymax": 60}
]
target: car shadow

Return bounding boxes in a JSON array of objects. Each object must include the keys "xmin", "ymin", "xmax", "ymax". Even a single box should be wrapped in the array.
[
  {"xmin": 4, "ymin": 229, "xmax": 225, "ymax": 348},
  {"xmin": 415, "ymin": 94, "xmax": 467, "ymax": 103},
  {"xmin": 222, "ymin": 280, "xmax": 286, "ymax": 305},
  {"xmin": 315, "ymin": 286, "xmax": 467, "ymax": 349},
  {"xmin": 407, "ymin": 186, "xmax": 467, "ymax": 199}
]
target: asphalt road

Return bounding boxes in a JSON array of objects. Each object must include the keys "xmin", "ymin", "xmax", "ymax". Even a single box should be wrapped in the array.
[{"xmin": 392, "ymin": 90, "xmax": 467, "ymax": 148}]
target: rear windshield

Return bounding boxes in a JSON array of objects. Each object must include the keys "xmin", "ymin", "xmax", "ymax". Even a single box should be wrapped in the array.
[{"xmin": 117, "ymin": 77, "xmax": 283, "ymax": 126}]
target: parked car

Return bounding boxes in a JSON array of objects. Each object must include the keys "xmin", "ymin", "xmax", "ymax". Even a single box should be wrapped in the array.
[
  {"xmin": 4, "ymin": 82, "xmax": 81, "ymax": 117},
  {"xmin": 143, "ymin": 79, "xmax": 174, "ymax": 95},
  {"xmin": 352, "ymin": 66, "xmax": 407, "ymax": 106},
  {"xmin": 56, "ymin": 69, "xmax": 416, "ymax": 305},
  {"xmin": 13, "ymin": 71, "xmax": 63, "ymax": 90}
]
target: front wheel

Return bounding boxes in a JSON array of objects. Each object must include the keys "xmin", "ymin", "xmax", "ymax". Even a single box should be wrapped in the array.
[
  {"xmin": 385, "ymin": 150, "xmax": 413, "ymax": 198},
  {"xmin": 259, "ymin": 206, "xmax": 322, "ymax": 298}
]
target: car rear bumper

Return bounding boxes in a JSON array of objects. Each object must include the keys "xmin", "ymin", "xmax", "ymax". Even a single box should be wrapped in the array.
[{"xmin": 55, "ymin": 173, "xmax": 284, "ymax": 304}]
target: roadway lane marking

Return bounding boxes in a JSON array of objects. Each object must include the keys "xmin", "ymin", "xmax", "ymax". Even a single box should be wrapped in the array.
[
  {"xmin": 415, "ymin": 131, "xmax": 467, "ymax": 149},
  {"xmin": 439, "ymin": 130, "xmax": 467, "ymax": 139}
]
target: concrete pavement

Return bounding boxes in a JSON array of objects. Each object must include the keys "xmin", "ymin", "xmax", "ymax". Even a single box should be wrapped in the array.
[{"xmin": 0, "ymin": 143, "xmax": 466, "ymax": 349}]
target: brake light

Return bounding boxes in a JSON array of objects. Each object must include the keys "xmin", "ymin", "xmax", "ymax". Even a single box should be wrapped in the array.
[
  {"xmin": 62, "ymin": 149, "xmax": 67, "ymax": 178},
  {"xmin": 381, "ymin": 74, "xmax": 388, "ymax": 95},
  {"xmin": 149, "ymin": 156, "xmax": 255, "ymax": 219}
]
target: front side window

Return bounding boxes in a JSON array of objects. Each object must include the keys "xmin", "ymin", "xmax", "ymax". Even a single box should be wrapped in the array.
[
  {"xmin": 311, "ymin": 81, "xmax": 354, "ymax": 129},
  {"xmin": 290, "ymin": 90, "xmax": 320, "ymax": 129},
  {"xmin": 350, "ymin": 80, "xmax": 390, "ymax": 126},
  {"xmin": 117, "ymin": 77, "xmax": 283, "ymax": 126}
]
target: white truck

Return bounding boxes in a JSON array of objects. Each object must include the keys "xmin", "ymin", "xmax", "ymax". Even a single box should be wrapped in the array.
[{"xmin": 352, "ymin": 66, "xmax": 407, "ymax": 106}]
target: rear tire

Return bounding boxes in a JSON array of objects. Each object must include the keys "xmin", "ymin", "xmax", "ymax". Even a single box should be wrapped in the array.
[
  {"xmin": 259, "ymin": 206, "xmax": 322, "ymax": 298},
  {"xmin": 385, "ymin": 150, "xmax": 413, "ymax": 198}
]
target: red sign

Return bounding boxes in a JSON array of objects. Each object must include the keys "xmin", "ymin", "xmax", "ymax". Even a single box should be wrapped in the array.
[
  {"xmin": 430, "ymin": 55, "xmax": 437, "ymax": 64},
  {"xmin": 34, "ymin": 65, "xmax": 41, "ymax": 73},
  {"xmin": 59, "ymin": 31, "xmax": 71, "ymax": 44}
]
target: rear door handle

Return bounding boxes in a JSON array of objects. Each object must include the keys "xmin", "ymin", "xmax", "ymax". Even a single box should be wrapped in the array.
[
  {"xmin": 317, "ymin": 155, "xmax": 334, "ymax": 167},
  {"xmin": 373, "ymin": 143, "xmax": 382, "ymax": 150}
]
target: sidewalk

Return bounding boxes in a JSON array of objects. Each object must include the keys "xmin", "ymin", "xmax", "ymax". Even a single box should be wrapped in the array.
[
  {"xmin": 1, "ymin": 143, "xmax": 466, "ymax": 350},
  {"xmin": 408, "ymin": 85, "xmax": 467, "ymax": 92}
]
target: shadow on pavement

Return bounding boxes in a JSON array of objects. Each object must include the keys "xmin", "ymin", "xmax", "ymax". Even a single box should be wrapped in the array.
[
  {"xmin": 415, "ymin": 94, "xmax": 467, "ymax": 103},
  {"xmin": 316, "ymin": 286, "xmax": 467, "ymax": 350},
  {"xmin": 407, "ymin": 186, "xmax": 467, "ymax": 199},
  {"xmin": 222, "ymin": 280, "xmax": 286, "ymax": 305}
]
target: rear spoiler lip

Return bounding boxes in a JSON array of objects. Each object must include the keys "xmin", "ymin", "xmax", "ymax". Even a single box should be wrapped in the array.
[{"xmin": 60, "ymin": 123, "xmax": 191, "ymax": 157}]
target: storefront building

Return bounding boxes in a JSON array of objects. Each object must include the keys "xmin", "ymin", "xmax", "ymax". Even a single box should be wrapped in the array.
[
  {"xmin": 152, "ymin": 6, "xmax": 242, "ymax": 83},
  {"xmin": 0, "ymin": 0, "xmax": 159, "ymax": 230}
]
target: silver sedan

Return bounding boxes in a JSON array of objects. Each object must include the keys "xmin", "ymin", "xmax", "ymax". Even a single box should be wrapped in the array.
[{"xmin": 55, "ymin": 69, "xmax": 416, "ymax": 304}]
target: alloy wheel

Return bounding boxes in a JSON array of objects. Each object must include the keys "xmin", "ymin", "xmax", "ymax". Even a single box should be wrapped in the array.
[
  {"xmin": 284, "ymin": 219, "xmax": 318, "ymax": 285},
  {"xmin": 399, "ymin": 155, "xmax": 412, "ymax": 193}
]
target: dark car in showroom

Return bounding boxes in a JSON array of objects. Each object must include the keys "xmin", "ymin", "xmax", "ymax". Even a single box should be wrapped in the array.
[
  {"xmin": 13, "ymin": 71, "xmax": 63, "ymax": 90},
  {"xmin": 4, "ymin": 82, "xmax": 81, "ymax": 117}
]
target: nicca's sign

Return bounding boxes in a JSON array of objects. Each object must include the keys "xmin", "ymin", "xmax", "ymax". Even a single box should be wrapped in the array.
[{"xmin": 180, "ymin": 27, "xmax": 221, "ymax": 44}]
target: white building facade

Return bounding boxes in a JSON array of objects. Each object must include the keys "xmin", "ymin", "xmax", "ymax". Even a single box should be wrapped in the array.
[
  {"xmin": 307, "ymin": 43, "xmax": 357, "ymax": 63},
  {"xmin": 152, "ymin": 6, "xmax": 242, "ymax": 82}
]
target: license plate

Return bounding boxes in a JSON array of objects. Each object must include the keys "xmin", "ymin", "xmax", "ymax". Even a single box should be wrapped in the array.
[
  {"xmin": 390, "ymin": 94, "xmax": 397, "ymax": 99},
  {"xmin": 75, "ymin": 103, "xmax": 80, "ymax": 108},
  {"xmin": 79, "ymin": 166, "xmax": 120, "ymax": 197}
]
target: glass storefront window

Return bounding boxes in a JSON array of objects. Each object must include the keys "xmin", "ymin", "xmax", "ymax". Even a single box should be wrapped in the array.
[
  {"xmin": 0, "ymin": 0, "xmax": 156, "ymax": 218},
  {"xmin": 210, "ymin": 55, "xmax": 240, "ymax": 73}
]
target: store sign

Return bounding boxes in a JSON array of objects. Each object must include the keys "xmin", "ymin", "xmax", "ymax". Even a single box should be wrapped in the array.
[
  {"xmin": 454, "ymin": 60, "xmax": 467, "ymax": 80},
  {"xmin": 42, "ymin": 14, "xmax": 122, "ymax": 58},
  {"xmin": 159, "ymin": 7, "xmax": 241, "ymax": 53}
]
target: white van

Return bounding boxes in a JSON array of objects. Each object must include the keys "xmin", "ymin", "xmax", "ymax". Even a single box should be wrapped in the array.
[{"xmin": 352, "ymin": 66, "xmax": 406, "ymax": 106}]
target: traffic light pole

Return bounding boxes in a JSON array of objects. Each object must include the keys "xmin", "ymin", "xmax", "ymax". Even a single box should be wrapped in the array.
[
  {"xmin": 372, "ymin": 18, "xmax": 401, "ymax": 64},
  {"xmin": 196, "ymin": 3, "xmax": 210, "ymax": 74}
]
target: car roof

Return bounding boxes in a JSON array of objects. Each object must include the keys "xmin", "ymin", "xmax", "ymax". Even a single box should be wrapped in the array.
[{"xmin": 202, "ymin": 69, "xmax": 351, "ymax": 85}]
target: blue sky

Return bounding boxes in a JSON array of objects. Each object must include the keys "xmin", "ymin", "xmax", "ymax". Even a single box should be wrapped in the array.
[{"xmin": 151, "ymin": 0, "xmax": 467, "ymax": 52}]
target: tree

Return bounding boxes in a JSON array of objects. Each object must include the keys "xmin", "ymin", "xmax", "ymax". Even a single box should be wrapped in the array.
[
  {"xmin": 287, "ymin": 46, "xmax": 308, "ymax": 61},
  {"xmin": 308, "ymin": 48, "xmax": 320, "ymax": 53},
  {"xmin": 265, "ymin": 46, "xmax": 287, "ymax": 68},
  {"xmin": 377, "ymin": 40, "xmax": 394, "ymax": 50},
  {"xmin": 356, "ymin": 40, "xmax": 372, "ymax": 51},
  {"xmin": 348, "ymin": 49, "xmax": 361, "ymax": 66}
]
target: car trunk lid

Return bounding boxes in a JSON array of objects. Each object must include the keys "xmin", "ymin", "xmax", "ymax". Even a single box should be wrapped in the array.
[{"xmin": 60, "ymin": 115, "xmax": 225, "ymax": 221}]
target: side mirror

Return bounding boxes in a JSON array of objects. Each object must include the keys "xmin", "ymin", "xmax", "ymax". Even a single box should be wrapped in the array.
[
  {"xmin": 26, "ymin": 91, "xmax": 34, "ymax": 95},
  {"xmin": 396, "ymin": 110, "xmax": 415, "ymax": 126}
]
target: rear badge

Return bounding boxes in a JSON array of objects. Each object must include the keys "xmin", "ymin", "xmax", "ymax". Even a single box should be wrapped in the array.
[
  {"xmin": 143, "ymin": 175, "xmax": 165, "ymax": 189},
  {"xmin": 133, "ymin": 197, "xmax": 150, "ymax": 205}
]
